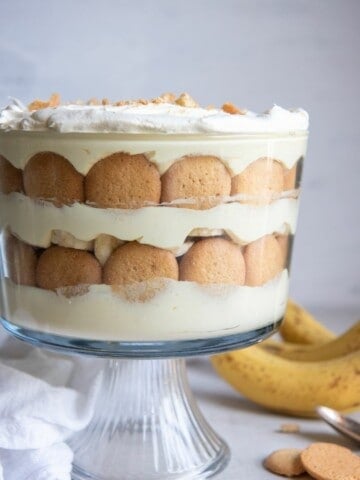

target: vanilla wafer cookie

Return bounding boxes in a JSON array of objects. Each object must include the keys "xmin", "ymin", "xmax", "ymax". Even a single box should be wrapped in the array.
[
  {"xmin": 244, "ymin": 234, "xmax": 283, "ymax": 286},
  {"xmin": 161, "ymin": 155, "xmax": 231, "ymax": 209},
  {"xmin": 231, "ymin": 157, "xmax": 284, "ymax": 204},
  {"xmin": 264, "ymin": 448, "xmax": 305, "ymax": 477},
  {"xmin": 36, "ymin": 246, "xmax": 101, "ymax": 290},
  {"xmin": 0, "ymin": 155, "xmax": 23, "ymax": 194},
  {"xmin": 301, "ymin": 442, "xmax": 360, "ymax": 480},
  {"xmin": 23, "ymin": 152, "xmax": 84, "ymax": 205},
  {"xmin": 179, "ymin": 237, "xmax": 245, "ymax": 284},
  {"xmin": 85, "ymin": 153, "xmax": 161, "ymax": 208},
  {"xmin": 4, "ymin": 234, "xmax": 37, "ymax": 286},
  {"xmin": 103, "ymin": 242, "xmax": 178, "ymax": 284}
]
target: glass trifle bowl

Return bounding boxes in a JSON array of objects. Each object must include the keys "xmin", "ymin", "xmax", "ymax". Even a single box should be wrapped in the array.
[{"xmin": 0, "ymin": 95, "xmax": 308, "ymax": 479}]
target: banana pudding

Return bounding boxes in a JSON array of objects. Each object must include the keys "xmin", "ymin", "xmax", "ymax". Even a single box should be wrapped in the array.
[{"xmin": 0, "ymin": 94, "xmax": 308, "ymax": 341}]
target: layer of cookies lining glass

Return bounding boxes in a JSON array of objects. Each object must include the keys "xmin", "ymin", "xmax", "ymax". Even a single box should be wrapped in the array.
[{"xmin": 0, "ymin": 125, "xmax": 307, "ymax": 479}]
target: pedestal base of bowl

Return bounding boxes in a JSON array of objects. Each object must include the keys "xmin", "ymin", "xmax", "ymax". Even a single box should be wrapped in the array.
[
  {"xmin": 70, "ymin": 358, "xmax": 229, "ymax": 480},
  {"xmin": 1, "ymin": 318, "xmax": 281, "ymax": 479}
]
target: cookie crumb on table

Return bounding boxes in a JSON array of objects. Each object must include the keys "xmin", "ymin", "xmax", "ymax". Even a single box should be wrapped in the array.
[{"xmin": 279, "ymin": 423, "xmax": 301, "ymax": 434}]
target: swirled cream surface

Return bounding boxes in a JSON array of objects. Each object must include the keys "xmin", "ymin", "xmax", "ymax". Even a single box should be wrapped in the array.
[{"xmin": 0, "ymin": 99, "xmax": 309, "ymax": 134}]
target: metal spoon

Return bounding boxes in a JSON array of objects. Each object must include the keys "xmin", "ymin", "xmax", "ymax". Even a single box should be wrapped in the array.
[{"xmin": 316, "ymin": 406, "xmax": 360, "ymax": 444}]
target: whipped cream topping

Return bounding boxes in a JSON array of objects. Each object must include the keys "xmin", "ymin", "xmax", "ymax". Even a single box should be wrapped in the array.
[{"xmin": 0, "ymin": 99, "xmax": 309, "ymax": 134}]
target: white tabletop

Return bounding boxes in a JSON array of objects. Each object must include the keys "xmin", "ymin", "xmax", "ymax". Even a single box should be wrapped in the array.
[{"xmin": 188, "ymin": 307, "xmax": 359, "ymax": 479}]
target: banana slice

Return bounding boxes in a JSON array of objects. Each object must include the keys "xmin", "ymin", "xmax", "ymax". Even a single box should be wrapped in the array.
[
  {"xmin": 51, "ymin": 230, "xmax": 94, "ymax": 251},
  {"xmin": 94, "ymin": 234, "xmax": 124, "ymax": 266},
  {"xmin": 172, "ymin": 241, "xmax": 194, "ymax": 258},
  {"xmin": 189, "ymin": 228, "xmax": 224, "ymax": 237}
]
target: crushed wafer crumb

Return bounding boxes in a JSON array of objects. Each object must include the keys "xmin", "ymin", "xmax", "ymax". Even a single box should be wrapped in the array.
[
  {"xmin": 175, "ymin": 93, "xmax": 199, "ymax": 108},
  {"xmin": 278, "ymin": 423, "xmax": 300, "ymax": 434},
  {"xmin": 48, "ymin": 93, "xmax": 60, "ymax": 107},
  {"xmin": 57, "ymin": 285, "xmax": 90, "ymax": 298},
  {"xmin": 152, "ymin": 92, "xmax": 176, "ymax": 104},
  {"xmin": 87, "ymin": 98, "xmax": 101, "ymax": 106},
  {"xmin": 28, "ymin": 93, "xmax": 61, "ymax": 111},
  {"xmin": 222, "ymin": 102, "xmax": 247, "ymax": 115},
  {"xmin": 26, "ymin": 92, "xmax": 248, "ymax": 113},
  {"xmin": 112, "ymin": 279, "xmax": 167, "ymax": 303}
]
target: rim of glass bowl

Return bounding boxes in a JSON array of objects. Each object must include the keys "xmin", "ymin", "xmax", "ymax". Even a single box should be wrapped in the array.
[{"xmin": 0, "ymin": 130, "xmax": 308, "ymax": 140}]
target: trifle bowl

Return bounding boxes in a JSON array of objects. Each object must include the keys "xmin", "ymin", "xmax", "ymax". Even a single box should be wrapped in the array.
[{"xmin": 0, "ymin": 93, "xmax": 308, "ymax": 479}]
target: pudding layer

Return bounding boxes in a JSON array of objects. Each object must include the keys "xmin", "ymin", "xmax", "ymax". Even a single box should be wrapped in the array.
[
  {"xmin": 0, "ymin": 193, "xmax": 298, "ymax": 249},
  {"xmin": 0, "ymin": 271, "xmax": 289, "ymax": 341},
  {"xmin": 0, "ymin": 131, "xmax": 307, "ymax": 176}
]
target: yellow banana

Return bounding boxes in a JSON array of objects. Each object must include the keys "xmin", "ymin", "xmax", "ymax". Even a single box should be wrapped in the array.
[
  {"xmin": 211, "ymin": 346, "xmax": 360, "ymax": 417},
  {"xmin": 261, "ymin": 320, "xmax": 360, "ymax": 361},
  {"xmin": 280, "ymin": 299, "xmax": 335, "ymax": 344}
]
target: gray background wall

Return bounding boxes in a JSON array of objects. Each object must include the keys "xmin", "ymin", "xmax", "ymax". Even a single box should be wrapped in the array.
[{"xmin": 0, "ymin": 0, "xmax": 359, "ymax": 309}]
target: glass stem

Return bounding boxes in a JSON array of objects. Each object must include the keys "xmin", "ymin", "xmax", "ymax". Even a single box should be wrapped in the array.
[{"xmin": 70, "ymin": 358, "xmax": 229, "ymax": 480}]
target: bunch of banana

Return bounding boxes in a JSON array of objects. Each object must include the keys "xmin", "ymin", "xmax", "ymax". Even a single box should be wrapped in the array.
[
  {"xmin": 211, "ymin": 300, "xmax": 360, "ymax": 417},
  {"xmin": 261, "ymin": 319, "xmax": 360, "ymax": 361},
  {"xmin": 278, "ymin": 299, "xmax": 336, "ymax": 345}
]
